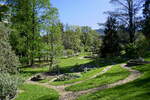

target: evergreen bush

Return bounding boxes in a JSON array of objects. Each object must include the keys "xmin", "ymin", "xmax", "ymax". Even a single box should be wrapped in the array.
[{"xmin": 0, "ymin": 23, "xmax": 20, "ymax": 74}]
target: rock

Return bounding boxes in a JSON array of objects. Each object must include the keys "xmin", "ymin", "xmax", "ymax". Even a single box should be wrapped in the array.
[
  {"xmin": 31, "ymin": 75, "xmax": 44, "ymax": 81},
  {"xmin": 53, "ymin": 73, "xmax": 81, "ymax": 82},
  {"xmin": 127, "ymin": 59, "xmax": 150, "ymax": 67}
]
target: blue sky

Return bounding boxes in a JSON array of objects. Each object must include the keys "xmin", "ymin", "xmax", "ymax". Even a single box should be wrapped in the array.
[{"xmin": 51, "ymin": 0, "xmax": 113, "ymax": 29}]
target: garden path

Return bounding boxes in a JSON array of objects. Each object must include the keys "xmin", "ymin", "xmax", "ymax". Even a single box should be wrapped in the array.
[{"xmin": 26, "ymin": 64, "xmax": 141, "ymax": 100}]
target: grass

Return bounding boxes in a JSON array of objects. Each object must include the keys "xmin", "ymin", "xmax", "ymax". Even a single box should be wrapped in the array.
[
  {"xmin": 20, "ymin": 53, "xmax": 93, "ymax": 79},
  {"xmin": 19, "ymin": 52, "xmax": 127, "ymax": 80},
  {"xmin": 77, "ymin": 64, "xmax": 150, "ymax": 100},
  {"xmin": 20, "ymin": 66, "xmax": 49, "ymax": 79},
  {"xmin": 38, "ymin": 78, "xmax": 52, "ymax": 83},
  {"xmin": 50, "ymin": 67, "xmax": 105, "ymax": 86},
  {"xmin": 15, "ymin": 84, "xmax": 59, "ymax": 100},
  {"xmin": 57, "ymin": 55, "xmax": 93, "ymax": 73},
  {"xmin": 66, "ymin": 65, "xmax": 130, "ymax": 91}
]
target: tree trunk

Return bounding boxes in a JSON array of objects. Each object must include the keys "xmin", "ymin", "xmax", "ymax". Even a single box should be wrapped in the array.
[
  {"xmin": 49, "ymin": 30, "xmax": 54, "ymax": 72},
  {"xmin": 31, "ymin": 0, "xmax": 36, "ymax": 66},
  {"xmin": 128, "ymin": 0, "xmax": 135, "ymax": 43}
]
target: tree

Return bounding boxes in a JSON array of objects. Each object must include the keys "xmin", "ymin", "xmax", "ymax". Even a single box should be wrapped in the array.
[
  {"xmin": 110, "ymin": 0, "xmax": 144, "ymax": 43},
  {"xmin": 5, "ymin": 0, "xmax": 58, "ymax": 66},
  {"xmin": 48, "ymin": 23, "xmax": 64, "ymax": 72},
  {"xmin": 7, "ymin": 0, "xmax": 31, "ymax": 65},
  {"xmin": 91, "ymin": 31, "xmax": 102, "ymax": 54},
  {"xmin": 143, "ymin": 0, "xmax": 150, "ymax": 41},
  {"xmin": 0, "ymin": 4, "xmax": 9, "ymax": 22},
  {"xmin": 81, "ymin": 26, "xmax": 93, "ymax": 51},
  {"xmin": 0, "ymin": 23, "xmax": 20, "ymax": 74},
  {"xmin": 100, "ymin": 16, "xmax": 121, "ymax": 57},
  {"xmin": 62, "ymin": 25, "xmax": 101, "ymax": 54},
  {"xmin": 41, "ymin": 6, "xmax": 59, "ymax": 62},
  {"xmin": 73, "ymin": 27, "xmax": 82, "ymax": 52},
  {"xmin": 63, "ymin": 25, "xmax": 82, "ymax": 53}
]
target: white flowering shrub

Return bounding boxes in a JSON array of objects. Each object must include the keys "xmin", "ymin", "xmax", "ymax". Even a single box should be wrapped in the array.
[{"xmin": 0, "ymin": 73, "xmax": 22, "ymax": 100}]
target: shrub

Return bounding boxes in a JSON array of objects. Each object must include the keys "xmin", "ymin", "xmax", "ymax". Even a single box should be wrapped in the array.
[
  {"xmin": 0, "ymin": 23, "xmax": 20, "ymax": 74},
  {"xmin": 124, "ymin": 43, "xmax": 138, "ymax": 58},
  {"xmin": 51, "ymin": 65, "xmax": 61, "ymax": 75},
  {"xmin": 65, "ymin": 49, "xmax": 75, "ymax": 57},
  {"xmin": 136, "ymin": 38, "xmax": 149, "ymax": 57},
  {"xmin": 0, "ymin": 73, "xmax": 22, "ymax": 100},
  {"xmin": 124, "ymin": 37, "xmax": 149, "ymax": 59},
  {"xmin": 19, "ymin": 57, "xmax": 29, "ymax": 65}
]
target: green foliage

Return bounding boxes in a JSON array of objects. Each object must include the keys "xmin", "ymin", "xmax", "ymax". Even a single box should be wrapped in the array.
[
  {"xmin": 124, "ymin": 37, "xmax": 149, "ymax": 58},
  {"xmin": 6, "ymin": 0, "xmax": 59, "ymax": 66},
  {"xmin": 143, "ymin": 0, "xmax": 150, "ymax": 40},
  {"xmin": 135, "ymin": 36, "xmax": 149, "ymax": 57},
  {"xmin": 0, "ymin": 73, "xmax": 22, "ymax": 100},
  {"xmin": 65, "ymin": 49, "xmax": 75, "ymax": 57},
  {"xmin": 81, "ymin": 26, "xmax": 101, "ymax": 52},
  {"xmin": 19, "ymin": 57, "xmax": 29, "ymax": 65},
  {"xmin": 48, "ymin": 23, "xmax": 64, "ymax": 71},
  {"xmin": 62, "ymin": 25, "xmax": 101, "ymax": 53},
  {"xmin": 91, "ymin": 32, "xmax": 102, "ymax": 54},
  {"xmin": 101, "ymin": 16, "xmax": 121, "ymax": 57},
  {"xmin": 0, "ymin": 4, "xmax": 9, "ymax": 22},
  {"xmin": 81, "ymin": 26, "xmax": 92, "ymax": 51},
  {"xmin": 0, "ymin": 23, "xmax": 20, "ymax": 74},
  {"xmin": 49, "ymin": 23, "xmax": 64, "ymax": 57},
  {"xmin": 124, "ymin": 43, "xmax": 138, "ymax": 58},
  {"xmin": 63, "ymin": 25, "xmax": 82, "ymax": 52}
]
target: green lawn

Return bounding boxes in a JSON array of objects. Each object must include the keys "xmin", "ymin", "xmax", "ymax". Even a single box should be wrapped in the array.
[
  {"xmin": 57, "ymin": 55, "xmax": 93, "ymax": 73},
  {"xmin": 77, "ymin": 64, "xmax": 150, "ymax": 100},
  {"xmin": 50, "ymin": 67, "xmax": 105, "ymax": 86},
  {"xmin": 20, "ymin": 66, "xmax": 49, "ymax": 80},
  {"xmin": 15, "ymin": 84, "xmax": 59, "ymax": 100},
  {"xmin": 20, "ymin": 53, "xmax": 93, "ymax": 79},
  {"xmin": 66, "ymin": 65, "xmax": 130, "ymax": 91}
]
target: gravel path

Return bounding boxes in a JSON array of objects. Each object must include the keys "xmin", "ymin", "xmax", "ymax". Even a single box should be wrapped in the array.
[
  {"xmin": 25, "ymin": 64, "xmax": 141, "ymax": 100},
  {"xmin": 26, "ymin": 65, "xmax": 112, "ymax": 100},
  {"xmin": 67, "ymin": 64, "xmax": 141, "ymax": 100}
]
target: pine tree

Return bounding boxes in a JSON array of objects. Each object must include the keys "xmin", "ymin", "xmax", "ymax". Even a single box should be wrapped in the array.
[
  {"xmin": 0, "ymin": 4, "xmax": 9, "ymax": 22},
  {"xmin": 101, "ymin": 16, "xmax": 121, "ymax": 57},
  {"xmin": 143, "ymin": 0, "xmax": 150, "ymax": 40}
]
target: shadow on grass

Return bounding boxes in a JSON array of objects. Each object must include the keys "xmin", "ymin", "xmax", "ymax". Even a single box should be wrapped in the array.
[
  {"xmin": 95, "ymin": 72, "xmax": 129, "ymax": 78},
  {"xmin": 20, "ymin": 70, "xmax": 46, "ymax": 75},
  {"xmin": 83, "ymin": 76, "xmax": 150, "ymax": 100},
  {"xmin": 89, "ymin": 64, "xmax": 150, "ymax": 100},
  {"xmin": 58, "ymin": 57, "xmax": 129, "ymax": 74},
  {"xmin": 20, "ymin": 56, "xmax": 129, "ymax": 77}
]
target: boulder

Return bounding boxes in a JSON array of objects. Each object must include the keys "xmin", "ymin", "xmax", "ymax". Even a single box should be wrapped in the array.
[
  {"xmin": 127, "ymin": 59, "xmax": 150, "ymax": 66},
  {"xmin": 31, "ymin": 75, "xmax": 44, "ymax": 81}
]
